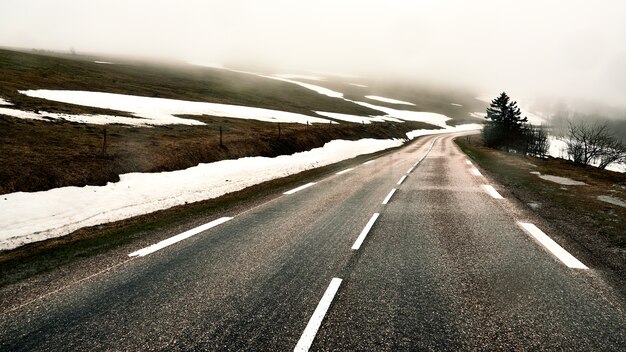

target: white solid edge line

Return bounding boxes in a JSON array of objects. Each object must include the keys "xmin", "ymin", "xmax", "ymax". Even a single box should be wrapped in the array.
[
  {"xmin": 363, "ymin": 160, "xmax": 374, "ymax": 165},
  {"xmin": 294, "ymin": 278, "xmax": 343, "ymax": 352},
  {"xmin": 517, "ymin": 222, "xmax": 588, "ymax": 269},
  {"xmin": 284, "ymin": 182, "xmax": 317, "ymax": 195},
  {"xmin": 407, "ymin": 166, "xmax": 414, "ymax": 174},
  {"xmin": 352, "ymin": 213, "xmax": 380, "ymax": 250},
  {"xmin": 129, "ymin": 217, "xmax": 233, "ymax": 257},
  {"xmin": 397, "ymin": 175, "xmax": 406, "ymax": 185},
  {"xmin": 471, "ymin": 167, "xmax": 482, "ymax": 176},
  {"xmin": 382, "ymin": 189, "xmax": 397, "ymax": 205},
  {"xmin": 482, "ymin": 185, "xmax": 503, "ymax": 199},
  {"xmin": 336, "ymin": 168, "xmax": 354, "ymax": 175}
]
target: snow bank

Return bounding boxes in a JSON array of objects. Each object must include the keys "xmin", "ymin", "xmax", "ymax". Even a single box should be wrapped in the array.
[
  {"xmin": 0, "ymin": 138, "xmax": 402, "ymax": 250},
  {"xmin": 365, "ymin": 95, "xmax": 415, "ymax": 106},
  {"xmin": 18, "ymin": 90, "xmax": 330, "ymax": 126}
]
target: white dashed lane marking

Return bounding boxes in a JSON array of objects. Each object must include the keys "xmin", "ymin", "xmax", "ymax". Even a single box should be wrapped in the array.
[
  {"xmin": 336, "ymin": 168, "xmax": 354, "ymax": 175},
  {"xmin": 352, "ymin": 213, "xmax": 380, "ymax": 250},
  {"xmin": 482, "ymin": 185, "xmax": 503, "ymax": 199},
  {"xmin": 518, "ymin": 222, "xmax": 588, "ymax": 269},
  {"xmin": 382, "ymin": 189, "xmax": 397, "ymax": 205},
  {"xmin": 129, "ymin": 217, "xmax": 233, "ymax": 257},
  {"xmin": 294, "ymin": 278, "xmax": 343, "ymax": 352},
  {"xmin": 284, "ymin": 182, "xmax": 316, "ymax": 195}
]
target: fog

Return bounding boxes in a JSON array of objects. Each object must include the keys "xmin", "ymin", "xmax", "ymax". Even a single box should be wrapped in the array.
[{"xmin": 1, "ymin": 0, "xmax": 626, "ymax": 110}]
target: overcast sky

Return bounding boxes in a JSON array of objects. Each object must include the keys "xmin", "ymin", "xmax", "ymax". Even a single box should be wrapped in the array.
[{"xmin": 1, "ymin": 0, "xmax": 625, "ymax": 107}]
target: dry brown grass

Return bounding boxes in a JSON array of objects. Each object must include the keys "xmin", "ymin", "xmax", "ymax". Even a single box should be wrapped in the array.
[
  {"xmin": 0, "ymin": 114, "xmax": 435, "ymax": 194},
  {"xmin": 456, "ymin": 135, "xmax": 626, "ymax": 292}
]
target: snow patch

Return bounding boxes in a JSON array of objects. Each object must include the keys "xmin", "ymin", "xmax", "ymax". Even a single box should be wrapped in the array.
[
  {"xmin": 530, "ymin": 171, "xmax": 586, "ymax": 186},
  {"xmin": 469, "ymin": 112, "xmax": 486, "ymax": 119},
  {"xmin": 450, "ymin": 103, "xmax": 463, "ymax": 107},
  {"xmin": 547, "ymin": 136, "xmax": 626, "ymax": 173},
  {"xmin": 597, "ymin": 195, "xmax": 626, "ymax": 208},
  {"xmin": 0, "ymin": 138, "xmax": 402, "ymax": 250},
  {"xmin": 273, "ymin": 74, "xmax": 325, "ymax": 81},
  {"xmin": 94, "ymin": 61, "xmax": 114, "ymax": 65},
  {"xmin": 365, "ymin": 95, "xmax": 415, "ymax": 106},
  {"xmin": 18, "ymin": 90, "xmax": 330, "ymax": 126},
  {"xmin": 315, "ymin": 111, "xmax": 401, "ymax": 124},
  {"xmin": 267, "ymin": 77, "xmax": 344, "ymax": 98},
  {"xmin": 0, "ymin": 107, "xmax": 158, "ymax": 125},
  {"xmin": 354, "ymin": 101, "xmax": 450, "ymax": 128},
  {"xmin": 405, "ymin": 124, "xmax": 482, "ymax": 140},
  {"xmin": 349, "ymin": 83, "xmax": 367, "ymax": 88},
  {"xmin": 0, "ymin": 97, "xmax": 13, "ymax": 106}
]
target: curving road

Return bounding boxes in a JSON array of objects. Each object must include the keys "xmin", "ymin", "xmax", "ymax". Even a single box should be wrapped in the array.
[{"xmin": 1, "ymin": 133, "xmax": 624, "ymax": 351}]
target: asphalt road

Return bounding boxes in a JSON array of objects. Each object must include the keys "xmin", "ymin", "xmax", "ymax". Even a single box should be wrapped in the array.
[{"xmin": 1, "ymin": 133, "xmax": 624, "ymax": 351}]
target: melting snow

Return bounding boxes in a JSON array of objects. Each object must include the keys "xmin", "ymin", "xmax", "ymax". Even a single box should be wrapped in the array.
[
  {"xmin": 18, "ymin": 90, "xmax": 330, "ymax": 126},
  {"xmin": 0, "ymin": 107, "xmax": 156, "ymax": 125},
  {"xmin": 405, "ymin": 124, "xmax": 482, "ymax": 139},
  {"xmin": 273, "ymin": 74, "xmax": 326, "ymax": 81},
  {"xmin": 547, "ymin": 136, "xmax": 626, "ymax": 173},
  {"xmin": 365, "ymin": 95, "xmax": 415, "ymax": 106},
  {"xmin": 597, "ymin": 195, "xmax": 626, "ymax": 208},
  {"xmin": 469, "ymin": 112, "xmax": 486, "ymax": 119},
  {"xmin": 0, "ymin": 138, "xmax": 402, "ymax": 250},
  {"xmin": 354, "ymin": 101, "xmax": 450, "ymax": 128},
  {"xmin": 530, "ymin": 171, "xmax": 586, "ymax": 185},
  {"xmin": 315, "ymin": 111, "xmax": 401, "ymax": 124},
  {"xmin": 266, "ymin": 77, "xmax": 344, "ymax": 98}
]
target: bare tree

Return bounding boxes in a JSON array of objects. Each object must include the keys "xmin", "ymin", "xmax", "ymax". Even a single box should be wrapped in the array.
[
  {"xmin": 566, "ymin": 120, "xmax": 626, "ymax": 169},
  {"xmin": 597, "ymin": 138, "xmax": 626, "ymax": 169},
  {"xmin": 522, "ymin": 123, "xmax": 549, "ymax": 157}
]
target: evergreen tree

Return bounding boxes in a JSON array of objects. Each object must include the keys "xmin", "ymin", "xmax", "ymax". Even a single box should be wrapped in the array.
[{"xmin": 482, "ymin": 92, "xmax": 528, "ymax": 149}]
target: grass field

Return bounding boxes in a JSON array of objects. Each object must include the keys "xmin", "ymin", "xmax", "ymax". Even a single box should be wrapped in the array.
[
  {"xmin": 0, "ymin": 48, "xmax": 483, "ymax": 194},
  {"xmin": 456, "ymin": 135, "xmax": 626, "ymax": 289}
]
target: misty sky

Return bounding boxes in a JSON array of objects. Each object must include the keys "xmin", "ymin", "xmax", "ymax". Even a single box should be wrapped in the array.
[{"xmin": 1, "ymin": 0, "xmax": 625, "ymax": 106}]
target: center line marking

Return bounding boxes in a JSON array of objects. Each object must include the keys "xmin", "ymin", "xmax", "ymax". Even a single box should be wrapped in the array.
[
  {"xmin": 284, "ymin": 182, "xmax": 316, "ymax": 195},
  {"xmin": 336, "ymin": 168, "xmax": 354, "ymax": 175},
  {"xmin": 294, "ymin": 278, "xmax": 343, "ymax": 352},
  {"xmin": 470, "ymin": 167, "xmax": 482, "ymax": 176},
  {"xmin": 482, "ymin": 185, "xmax": 503, "ymax": 199},
  {"xmin": 352, "ymin": 213, "xmax": 380, "ymax": 250},
  {"xmin": 129, "ymin": 217, "xmax": 233, "ymax": 257},
  {"xmin": 517, "ymin": 222, "xmax": 588, "ymax": 269},
  {"xmin": 397, "ymin": 175, "xmax": 406, "ymax": 185},
  {"xmin": 382, "ymin": 189, "xmax": 397, "ymax": 204},
  {"xmin": 407, "ymin": 166, "xmax": 414, "ymax": 174}
]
